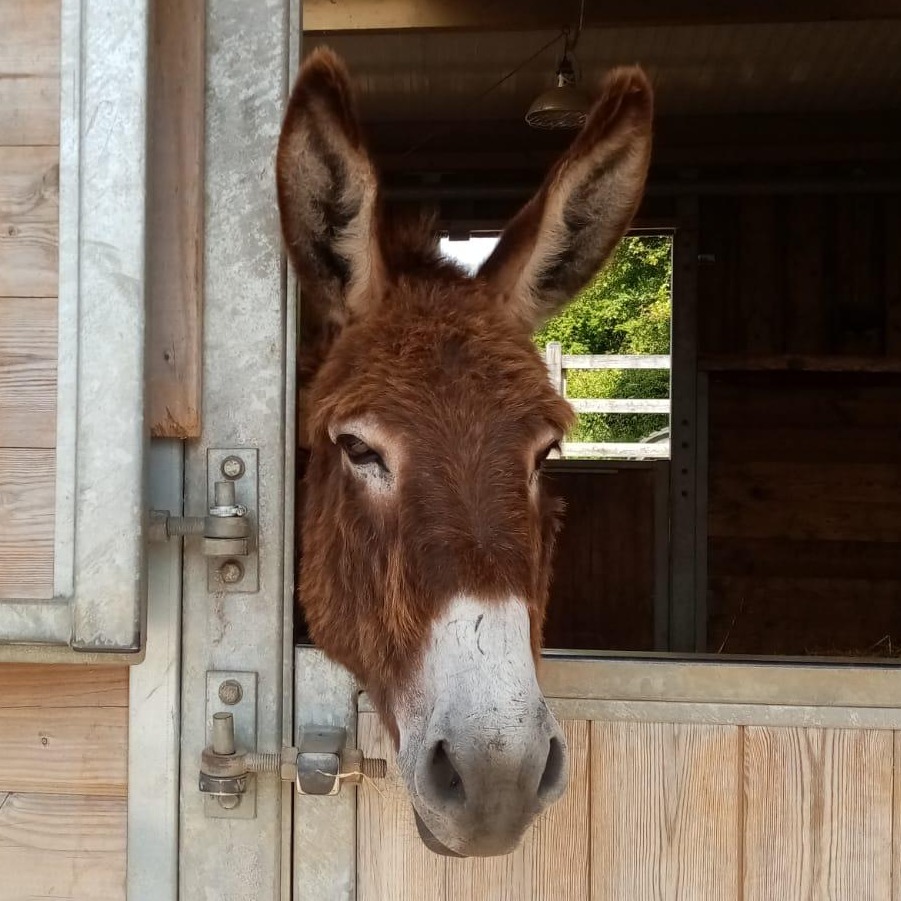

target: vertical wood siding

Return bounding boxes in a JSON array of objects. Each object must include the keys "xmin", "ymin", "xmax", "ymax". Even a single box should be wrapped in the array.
[
  {"xmin": 357, "ymin": 712, "xmax": 899, "ymax": 900},
  {"xmin": 0, "ymin": 0, "xmax": 60, "ymax": 600}
]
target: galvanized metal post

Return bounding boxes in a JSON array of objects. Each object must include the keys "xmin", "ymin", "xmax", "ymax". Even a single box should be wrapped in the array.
[
  {"xmin": 178, "ymin": 1, "xmax": 293, "ymax": 897},
  {"xmin": 128, "ymin": 439, "xmax": 183, "ymax": 900},
  {"xmin": 669, "ymin": 195, "xmax": 701, "ymax": 652}
]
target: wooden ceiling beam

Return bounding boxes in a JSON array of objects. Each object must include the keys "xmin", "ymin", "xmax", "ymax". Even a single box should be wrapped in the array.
[
  {"xmin": 366, "ymin": 113, "xmax": 901, "ymax": 173},
  {"xmin": 305, "ymin": 0, "xmax": 901, "ymax": 35}
]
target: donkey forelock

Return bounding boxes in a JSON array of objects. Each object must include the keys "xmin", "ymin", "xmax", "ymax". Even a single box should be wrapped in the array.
[{"xmin": 278, "ymin": 47, "xmax": 652, "ymax": 857}]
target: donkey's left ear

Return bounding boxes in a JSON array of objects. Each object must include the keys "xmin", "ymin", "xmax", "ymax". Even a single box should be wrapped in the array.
[{"xmin": 478, "ymin": 66, "xmax": 653, "ymax": 330}]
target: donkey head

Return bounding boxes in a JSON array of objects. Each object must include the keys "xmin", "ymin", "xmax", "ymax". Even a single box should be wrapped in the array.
[{"xmin": 278, "ymin": 48, "xmax": 652, "ymax": 857}]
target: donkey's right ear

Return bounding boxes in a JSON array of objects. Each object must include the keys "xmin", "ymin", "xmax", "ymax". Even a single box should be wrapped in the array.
[{"xmin": 277, "ymin": 48, "xmax": 384, "ymax": 330}]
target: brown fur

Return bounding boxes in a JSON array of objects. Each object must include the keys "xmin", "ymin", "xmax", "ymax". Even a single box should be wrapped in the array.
[{"xmin": 277, "ymin": 48, "xmax": 653, "ymax": 738}]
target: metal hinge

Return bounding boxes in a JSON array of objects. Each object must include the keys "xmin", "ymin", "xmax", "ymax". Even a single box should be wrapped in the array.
[{"xmin": 149, "ymin": 448, "xmax": 259, "ymax": 592}]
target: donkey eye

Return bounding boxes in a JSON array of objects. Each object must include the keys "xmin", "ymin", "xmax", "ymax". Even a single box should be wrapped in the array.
[
  {"xmin": 336, "ymin": 433, "xmax": 386, "ymax": 469},
  {"xmin": 534, "ymin": 440, "xmax": 562, "ymax": 471}
]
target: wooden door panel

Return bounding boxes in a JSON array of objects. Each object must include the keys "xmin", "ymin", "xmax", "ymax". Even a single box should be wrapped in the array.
[{"xmin": 543, "ymin": 466, "xmax": 658, "ymax": 652}]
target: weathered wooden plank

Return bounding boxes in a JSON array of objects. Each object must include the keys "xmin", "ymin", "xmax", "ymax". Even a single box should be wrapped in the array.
[
  {"xmin": 785, "ymin": 195, "xmax": 829, "ymax": 354},
  {"xmin": 0, "ymin": 147, "xmax": 59, "ymax": 223},
  {"xmin": 445, "ymin": 720, "xmax": 590, "ymax": 900},
  {"xmin": 894, "ymin": 731, "xmax": 901, "ymax": 901},
  {"xmin": 0, "ymin": 222, "xmax": 58, "ymax": 297},
  {"xmin": 562, "ymin": 354, "xmax": 671, "ymax": 370},
  {"xmin": 305, "ymin": 0, "xmax": 901, "ymax": 33},
  {"xmin": 561, "ymin": 442, "xmax": 670, "ymax": 460},
  {"xmin": 0, "ymin": 75, "xmax": 59, "ymax": 148},
  {"xmin": 147, "ymin": 0, "xmax": 204, "ymax": 438},
  {"xmin": 356, "ymin": 711, "xmax": 446, "ymax": 901},
  {"xmin": 591, "ymin": 721, "xmax": 741, "ymax": 900},
  {"xmin": 709, "ymin": 461, "xmax": 901, "ymax": 542},
  {"xmin": 886, "ymin": 196, "xmax": 901, "ymax": 357},
  {"xmin": 0, "ymin": 793, "xmax": 126, "ymax": 901},
  {"xmin": 0, "ymin": 706, "xmax": 127, "ymax": 796},
  {"xmin": 711, "ymin": 424, "xmax": 901, "ymax": 464},
  {"xmin": 0, "ymin": 665, "xmax": 129, "ymax": 709},
  {"xmin": 697, "ymin": 197, "xmax": 740, "ymax": 356},
  {"xmin": 739, "ymin": 195, "xmax": 782, "ymax": 355},
  {"xmin": 743, "ymin": 728, "xmax": 893, "ymax": 901},
  {"xmin": 0, "ymin": 297, "xmax": 57, "ymax": 447},
  {"xmin": 707, "ymin": 576, "xmax": 901, "ymax": 656},
  {"xmin": 0, "ymin": 0, "xmax": 61, "ymax": 73},
  {"xmin": 569, "ymin": 398, "xmax": 670, "ymax": 414},
  {"xmin": 700, "ymin": 354, "xmax": 901, "ymax": 372},
  {"xmin": 0, "ymin": 448, "xmax": 54, "ymax": 599},
  {"xmin": 834, "ymin": 195, "xmax": 882, "ymax": 355},
  {"xmin": 709, "ymin": 373, "xmax": 901, "ymax": 428},
  {"xmin": 0, "ymin": 0, "xmax": 61, "ymax": 146},
  {"xmin": 709, "ymin": 537, "xmax": 901, "ymax": 581},
  {"xmin": 544, "ymin": 469, "xmax": 655, "ymax": 652}
]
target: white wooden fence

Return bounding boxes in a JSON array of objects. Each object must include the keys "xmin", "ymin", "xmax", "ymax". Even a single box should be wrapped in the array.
[{"xmin": 544, "ymin": 341, "xmax": 671, "ymax": 459}]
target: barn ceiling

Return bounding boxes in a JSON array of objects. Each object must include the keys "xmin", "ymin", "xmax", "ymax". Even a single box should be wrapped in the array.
[
  {"xmin": 302, "ymin": 2, "xmax": 901, "ymax": 209},
  {"xmin": 306, "ymin": 21, "xmax": 901, "ymax": 124}
]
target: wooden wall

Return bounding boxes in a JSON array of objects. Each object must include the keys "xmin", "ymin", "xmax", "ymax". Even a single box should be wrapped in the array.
[
  {"xmin": 543, "ymin": 466, "xmax": 657, "ymax": 651},
  {"xmin": 707, "ymin": 372, "xmax": 901, "ymax": 655},
  {"xmin": 699, "ymin": 193, "xmax": 901, "ymax": 656},
  {"xmin": 0, "ymin": 0, "xmax": 60, "ymax": 599},
  {"xmin": 698, "ymin": 193, "xmax": 901, "ymax": 360},
  {"xmin": 358, "ymin": 712, "xmax": 899, "ymax": 900},
  {"xmin": 0, "ymin": 665, "xmax": 128, "ymax": 900}
]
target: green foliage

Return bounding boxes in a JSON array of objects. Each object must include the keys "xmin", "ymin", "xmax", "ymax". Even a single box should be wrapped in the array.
[{"xmin": 533, "ymin": 236, "xmax": 673, "ymax": 445}]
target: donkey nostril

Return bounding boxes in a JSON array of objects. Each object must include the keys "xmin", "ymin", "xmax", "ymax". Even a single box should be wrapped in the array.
[
  {"xmin": 430, "ymin": 740, "xmax": 466, "ymax": 803},
  {"xmin": 538, "ymin": 735, "xmax": 566, "ymax": 802}
]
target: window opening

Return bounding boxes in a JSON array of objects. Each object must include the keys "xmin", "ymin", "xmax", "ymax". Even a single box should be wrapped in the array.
[{"xmin": 442, "ymin": 232, "xmax": 674, "ymax": 462}]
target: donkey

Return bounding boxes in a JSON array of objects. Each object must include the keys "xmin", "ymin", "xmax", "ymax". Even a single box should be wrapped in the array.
[{"xmin": 277, "ymin": 48, "xmax": 652, "ymax": 858}]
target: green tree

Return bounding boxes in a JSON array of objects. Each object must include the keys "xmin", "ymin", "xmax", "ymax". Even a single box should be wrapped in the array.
[{"xmin": 533, "ymin": 235, "xmax": 672, "ymax": 446}]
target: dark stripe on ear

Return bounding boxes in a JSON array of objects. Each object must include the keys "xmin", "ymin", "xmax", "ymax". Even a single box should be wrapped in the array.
[
  {"xmin": 305, "ymin": 121, "xmax": 362, "ymax": 289},
  {"xmin": 535, "ymin": 145, "xmax": 635, "ymax": 301}
]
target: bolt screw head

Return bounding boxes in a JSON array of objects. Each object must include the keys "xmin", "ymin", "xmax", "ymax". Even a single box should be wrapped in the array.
[
  {"xmin": 218, "ymin": 559, "xmax": 244, "ymax": 585},
  {"xmin": 218, "ymin": 679, "xmax": 243, "ymax": 705},
  {"xmin": 217, "ymin": 794, "xmax": 241, "ymax": 810},
  {"xmin": 221, "ymin": 456, "xmax": 245, "ymax": 480}
]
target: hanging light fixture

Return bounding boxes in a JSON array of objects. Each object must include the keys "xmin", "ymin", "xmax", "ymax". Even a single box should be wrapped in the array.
[
  {"xmin": 525, "ymin": 1, "xmax": 589, "ymax": 130},
  {"xmin": 525, "ymin": 52, "xmax": 590, "ymax": 130}
]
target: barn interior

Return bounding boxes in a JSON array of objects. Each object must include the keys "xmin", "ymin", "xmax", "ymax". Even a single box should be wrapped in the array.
[{"xmin": 301, "ymin": 1, "xmax": 901, "ymax": 659}]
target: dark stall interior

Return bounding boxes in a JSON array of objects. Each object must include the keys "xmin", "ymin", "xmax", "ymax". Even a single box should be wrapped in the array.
[{"xmin": 301, "ymin": 1, "xmax": 901, "ymax": 658}]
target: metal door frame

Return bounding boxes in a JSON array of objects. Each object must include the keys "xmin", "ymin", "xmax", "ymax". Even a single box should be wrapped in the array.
[
  {"xmin": 172, "ymin": 1, "xmax": 301, "ymax": 899},
  {"xmin": 0, "ymin": 0, "xmax": 151, "ymax": 660},
  {"xmin": 294, "ymin": 647, "xmax": 901, "ymax": 899},
  {"xmin": 128, "ymin": 439, "xmax": 184, "ymax": 899}
]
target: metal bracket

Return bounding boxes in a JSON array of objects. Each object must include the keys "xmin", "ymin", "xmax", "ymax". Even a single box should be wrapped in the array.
[
  {"xmin": 294, "ymin": 725, "xmax": 386, "ymax": 795},
  {"xmin": 207, "ymin": 448, "xmax": 259, "ymax": 593},
  {"xmin": 148, "ymin": 448, "xmax": 259, "ymax": 594},
  {"xmin": 295, "ymin": 726, "xmax": 346, "ymax": 796}
]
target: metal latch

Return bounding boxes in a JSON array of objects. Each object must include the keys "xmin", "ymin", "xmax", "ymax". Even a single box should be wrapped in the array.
[
  {"xmin": 293, "ymin": 725, "xmax": 387, "ymax": 795},
  {"xmin": 199, "ymin": 713, "xmax": 386, "ymax": 809}
]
